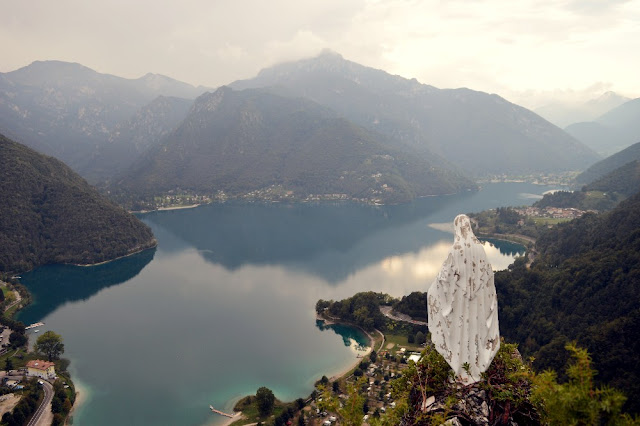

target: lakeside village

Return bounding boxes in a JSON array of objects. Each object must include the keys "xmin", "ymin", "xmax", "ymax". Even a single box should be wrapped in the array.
[
  {"xmin": 225, "ymin": 309, "xmax": 432, "ymax": 426},
  {"xmin": 0, "ymin": 279, "xmax": 75, "ymax": 426},
  {"xmin": 127, "ymin": 171, "xmax": 580, "ymax": 212}
]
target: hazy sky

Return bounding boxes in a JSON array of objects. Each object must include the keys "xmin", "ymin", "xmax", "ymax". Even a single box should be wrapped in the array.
[{"xmin": 2, "ymin": 0, "xmax": 639, "ymax": 107}]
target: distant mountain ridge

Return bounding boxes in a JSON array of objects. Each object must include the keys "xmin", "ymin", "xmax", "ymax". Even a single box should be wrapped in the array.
[
  {"xmin": 565, "ymin": 97, "xmax": 640, "ymax": 156},
  {"xmin": 584, "ymin": 160, "xmax": 640, "ymax": 197},
  {"xmin": 576, "ymin": 141, "xmax": 640, "ymax": 184},
  {"xmin": 534, "ymin": 91, "xmax": 630, "ymax": 128},
  {"xmin": 0, "ymin": 60, "xmax": 207, "ymax": 182},
  {"xmin": 117, "ymin": 87, "xmax": 477, "ymax": 203},
  {"xmin": 0, "ymin": 134, "xmax": 156, "ymax": 273},
  {"xmin": 231, "ymin": 51, "xmax": 599, "ymax": 176},
  {"xmin": 87, "ymin": 96, "xmax": 192, "ymax": 183}
]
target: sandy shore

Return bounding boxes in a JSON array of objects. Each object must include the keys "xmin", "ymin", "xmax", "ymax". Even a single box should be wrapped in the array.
[
  {"xmin": 157, "ymin": 204, "xmax": 201, "ymax": 211},
  {"xmin": 66, "ymin": 380, "xmax": 89, "ymax": 425},
  {"xmin": 329, "ymin": 344, "xmax": 372, "ymax": 382}
]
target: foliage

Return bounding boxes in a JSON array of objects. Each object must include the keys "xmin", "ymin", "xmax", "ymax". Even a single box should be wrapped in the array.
[
  {"xmin": 532, "ymin": 343, "xmax": 636, "ymax": 425},
  {"xmin": 51, "ymin": 378, "xmax": 74, "ymax": 418},
  {"xmin": 35, "ymin": 330, "xmax": 65, "ymax": 361},
  {"xmin": 0, "ymin": 134, "xmax": 156, "ymax": 273},
  {"xmin": 584, "ymin": 160, "xmax": 640, "ymax": 198},
  {"xmin": 393, "ymin": 292, "xmax": 428, "ymax": 322},
  {"xmin": 318, "ymin": 377, "xmax": 367, "ymax": 426},
  {"xmin": 256, "ymin": 386, "xmax": 276, "ymax": 417},
  {"xmin": 534, "ymin": 189, "xmax": 622, "ymax": 211},
  {"xmin": 317, "ymin": 292, "xmax": 389, "ymax": 330}
]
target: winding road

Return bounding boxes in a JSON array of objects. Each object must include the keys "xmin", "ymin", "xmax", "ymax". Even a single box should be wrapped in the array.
[
  {"xmin": 379, "ymin": 306, "xmax": 428, "ymax": 326},
  {"xmin": 27, "ymin": 380, "xmax": 53, "ymax": 426}
]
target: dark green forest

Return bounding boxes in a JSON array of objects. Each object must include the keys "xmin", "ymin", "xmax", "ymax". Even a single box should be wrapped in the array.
[{"xmin": 0, "ymin": 134, "xmax": 156, "ymax": 273}]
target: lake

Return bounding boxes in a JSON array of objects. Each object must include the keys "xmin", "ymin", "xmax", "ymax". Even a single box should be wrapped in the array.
[{"xmin": 17, "ymin": 182, "xmax": 556, "ymax": 425}]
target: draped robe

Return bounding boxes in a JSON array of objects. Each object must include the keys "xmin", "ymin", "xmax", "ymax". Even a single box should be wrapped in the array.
[{"xmin": 427, "ymin": 214, "xmax": 500, "ymax": 383}]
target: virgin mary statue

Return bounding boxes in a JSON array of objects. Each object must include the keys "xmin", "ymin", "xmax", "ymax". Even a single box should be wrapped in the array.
[{"xmin": 427, "ymin": 214, "xmax": 500, "ymax": 383}]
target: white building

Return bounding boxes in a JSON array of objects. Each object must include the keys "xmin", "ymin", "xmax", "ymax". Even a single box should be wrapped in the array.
[{"xmin": 26, "ymin": 360, "xmax": 56, "ymax": 380}]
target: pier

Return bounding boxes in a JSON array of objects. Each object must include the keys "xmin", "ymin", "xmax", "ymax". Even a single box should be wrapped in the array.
[
  {"xmin": 25, "ymin": 322, "xmax": 44, "ymax": 330},
  {"xmin": 209, "ymin": 405, "xmax": 234, "ymax": 418}
]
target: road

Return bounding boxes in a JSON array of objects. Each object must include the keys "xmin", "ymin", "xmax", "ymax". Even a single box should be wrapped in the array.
[
  {"xmin": 379, "ymin": 306, "xmax": 428, "ymax": 326},
  {"xmin": 27, "ymin": 380, "xmax": 53, "ymax": 426}
]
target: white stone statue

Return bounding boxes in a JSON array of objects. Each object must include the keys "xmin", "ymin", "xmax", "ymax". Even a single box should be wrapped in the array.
[{"xmin": 427, "ymin": 214, "xmax": 500, "ymax": 383}]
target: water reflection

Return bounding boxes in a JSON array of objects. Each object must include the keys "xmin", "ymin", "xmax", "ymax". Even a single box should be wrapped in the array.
[
  {"xmin": 17, "ymin": 248, "xmax": 155, "ymax": 325},
  {"xmin": 142, "ymin": 183, "xmax": 546, "ymax": 284},
  {"xmin": 315, "ymin": 321, "xmax": 370, "ymax": 352}
]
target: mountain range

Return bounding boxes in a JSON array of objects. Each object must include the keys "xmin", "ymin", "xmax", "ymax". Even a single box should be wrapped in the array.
[
  {"xmin": 117, "ymin": 87, "xmax": 476, "ymax": 203},
  {"xmin": 576, "ymin": 141, "xmax": 640, "ymax": 184},
  {"xmin": 0, "ymin": 53, "xmax": 603, "ymax": 203},
  {"xmin": 534, "ymin": 91, "xmax": 630, "ymax": 128},
  {"xmin": 231, "ymin": 50, "xmax": 599, "ymax": 177},
  {"xmin": 565, "ymin": 97, "xmax": 640, "ymax": 156},
  {"xmin": 0, "ymin": 60, "xmax": 207, "ymax": 182}
]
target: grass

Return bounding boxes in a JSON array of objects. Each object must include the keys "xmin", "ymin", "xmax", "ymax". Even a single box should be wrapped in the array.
[{"xmin": 383, "ymin": 332, "xmax": 424, "ymax": 354}]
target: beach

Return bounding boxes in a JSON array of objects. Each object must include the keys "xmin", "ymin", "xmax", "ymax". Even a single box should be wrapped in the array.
[{"xmin": 67, "ymin": 380, "xmax": 89, "ymax": 425}]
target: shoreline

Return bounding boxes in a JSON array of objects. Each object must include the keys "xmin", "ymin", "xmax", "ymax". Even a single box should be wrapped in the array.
[
  {"xmin": 157, "ymin": 203, "xmax": 202, "ymax": 211},
  {"xmin": 316, "ymin": 316, "xmax": 377, "ymax": 382},
  {"xmin": 66, "ymin": 380, "xmax": 89, "ymax": 425},
  {"xmin": 72, "ymin": 242, "xmax": 157, "ymax": 267}
]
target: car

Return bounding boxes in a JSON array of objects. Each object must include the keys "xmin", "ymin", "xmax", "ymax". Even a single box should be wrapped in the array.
[{"xmin": 38, "ymin": 380, "xmax": 44, "ymax": 385}]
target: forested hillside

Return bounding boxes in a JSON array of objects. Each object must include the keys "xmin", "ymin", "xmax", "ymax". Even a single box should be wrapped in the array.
[
  {"xmin": 118, "ymin": 87, "xmax": 476, "ymax": 203},
  {"xmin": 496, "ymin": 191, "xmax": 640, "ymax": 412},
  {"xmin": 0, "ymin": 134, "xmax": 156, "ymax": 273},
  {"xmin": 576, "ymin": 141, "xmax": 640, "ymax": 184}
]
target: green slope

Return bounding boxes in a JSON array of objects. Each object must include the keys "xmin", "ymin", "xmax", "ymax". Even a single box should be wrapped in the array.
[
  {"xmin": 496, "ymin": 191, "xmax": 640, "ymax": 412},
  {"xmin": 118, "ymin": 87, "xmax": 477, "ymax": 203},
  {"xmin": 0, "ymin": 134, "xmax": 156, "ymax": 273}
]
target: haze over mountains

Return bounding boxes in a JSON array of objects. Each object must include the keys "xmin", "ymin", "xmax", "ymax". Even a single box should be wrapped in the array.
[
  {"xmin": 118, "ymin": 87, "xmax": 476, "ymax": 203},
  {"xmin": 0, "ymin": 52, "xmax": 606, "ymax": 202},
  {"xmin": 565, "ymin": 97, "xmax": 640, "ymax": 157},
  {"xmin": 0, "ymin": 60, "xmax": 207, "ymax": 181},
  {"xmin": 534, "ymin": 91, "xmax": 630, "ymax": 128},
  {"xmin": 576, "ymin": 141, "xmax": 640, "ymax": 185},
  {"xmin": 231, "ymin": 51, "xmax": 598, "ymax": 176}
]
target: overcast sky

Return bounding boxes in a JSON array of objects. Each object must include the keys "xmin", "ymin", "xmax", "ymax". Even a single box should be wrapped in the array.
[{"xmin": 2, "ymin": 0, "xmax": 639, "ymax": 108}]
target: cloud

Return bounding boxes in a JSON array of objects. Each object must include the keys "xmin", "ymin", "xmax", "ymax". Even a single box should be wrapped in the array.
[{"xmin": 1, "ymin": 0, "xmax": 638, "ymax": 101}]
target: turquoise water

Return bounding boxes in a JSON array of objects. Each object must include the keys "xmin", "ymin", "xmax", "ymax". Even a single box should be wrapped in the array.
[{"xmin": 18, "ymin": 182, "xmax": 551, "ymax": 425}]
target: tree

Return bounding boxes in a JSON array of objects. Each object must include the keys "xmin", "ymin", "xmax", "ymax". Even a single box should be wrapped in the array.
[
  {"xmin": 9, "ymin": 331, "xmax": 27, "ymax": 348},
  {"xmin": 532, "ymin": 343, "xmax": 629, "ymax": 425},
  {"xmin": 34, "ymin": 330, "xmax": 64, "ymax": 361},
  {"xmin": 4, "ymin": 357, "xmax": 13, "ymax": 373},
  {"xmin": 256, "ymin": 386, "xmax": 275, "ymax": 417},
  {"xmin": 415, "ymin": 331, "xmax": 426, "ymax": 345}
]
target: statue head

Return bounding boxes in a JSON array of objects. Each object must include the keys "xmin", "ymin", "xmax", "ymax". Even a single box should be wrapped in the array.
[{"xmin": 453, "ymin": 214, "xmax": 473, "ymax": 241}]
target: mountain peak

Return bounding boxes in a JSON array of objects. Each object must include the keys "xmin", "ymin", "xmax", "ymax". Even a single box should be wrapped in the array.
[{"xmin": 317, "ymin": 48, "xmax": 344, "ymax": 60}]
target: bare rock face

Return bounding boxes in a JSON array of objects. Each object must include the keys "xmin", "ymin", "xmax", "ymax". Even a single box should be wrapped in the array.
[{"xmin": 427, "ymin": 214, "xmax": 500, "ymax": 383}]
